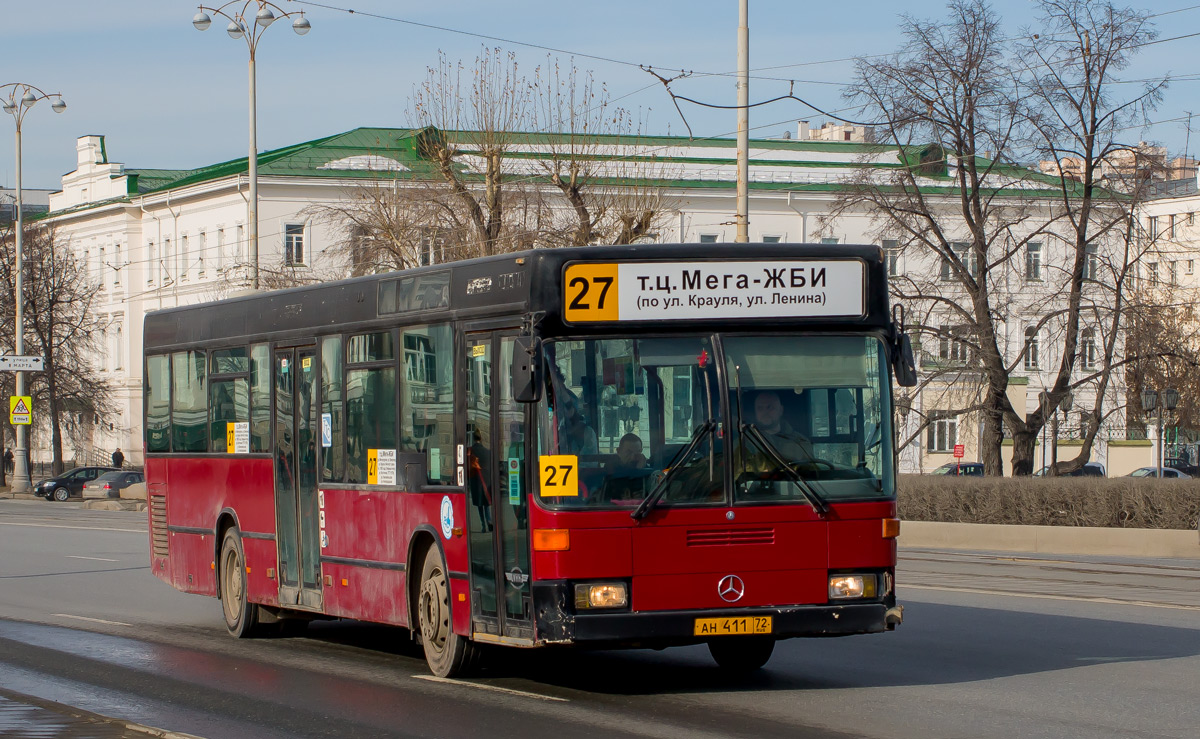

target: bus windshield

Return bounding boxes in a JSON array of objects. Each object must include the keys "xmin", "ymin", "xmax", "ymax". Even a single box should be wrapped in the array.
[
  {"xmin": 725, "ymin": 335, "xmax": 892, "ymax": 504},
  {"xmin": 536, "ymin": 333, "xmax": 893, "ymax": 510}
]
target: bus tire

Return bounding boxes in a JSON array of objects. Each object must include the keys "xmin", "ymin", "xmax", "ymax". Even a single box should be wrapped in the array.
[
  {"xmin": 219, "ymin": 528, "xmax": 263, "ymax": 638},
  {"xmin": 708, "ymin": 636, "xmax": 775, "ymax": 671},
  {"xmin": 417, "ymin": 547, "xmax": 476, "ymax": 677}
]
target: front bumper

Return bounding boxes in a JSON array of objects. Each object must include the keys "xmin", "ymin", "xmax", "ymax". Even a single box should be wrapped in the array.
[{"xmin": 533, "ymin": 582, "xmax": 898, "ymax": 647}]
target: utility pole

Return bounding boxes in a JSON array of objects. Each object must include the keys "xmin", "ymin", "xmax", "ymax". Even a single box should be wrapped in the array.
[{"xmin": 735, "ymin": 0, "xmax": 749, "ymax": 243}]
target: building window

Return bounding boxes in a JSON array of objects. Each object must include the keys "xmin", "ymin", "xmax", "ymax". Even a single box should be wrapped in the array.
[
  {"xmin": 164, "ymin": 237, "xmax": 172, "ymax": 283},
  {"xmin": 198, "ymin": 232, "xmax": 206, "ymax": 277},
  {"xmin": 938, "ymin": 326, "xmax": 970, "ymax": 365},
  {"xmin": 147, "ymin": 240, "xmax": 156, "ymax": 285},
  {"xmin": 1084, "ymin": 244, "xmax": 1098, "ymax": 280},
  {"xmin": 762, "ymin": 235, "xmax": 782, "ymax": 243},
  {"xmin": 1187, "ymin": 260, "xmax": 1194, "ymax": 275},
  {"xmin": 114, "ymin": 325, "xmax": 124, "ymax": 370},
  {"xmin": 216, "ymin": 229, "xmax": 225, "ymax": 269},
  {"xmin": 236, "ymin": 225, "xmax": 245, "ymax": 263},
  {"xmin": 1026, "ymin": 242, "xmax": 1042, "ymax": 281},
  {"xmin": 940, "ymin": 242, "xmax": 977, "ymax": 281},
  {"xmin": 699, "ymin": 234, "xmax": 719, "ymax": 243},
  {"xmin": 1170, "ymin": 214, "xmax": 1177, "ymax": 239},
  {"xmin": 1149, "ymin": 215, "xmax": 1158, "ymax": 238},
  {"xmin": 1170, "ymin": 260, "xmax": 1179, "ymax": 285},
  {"xmin": 113, "ymin": 245, "xmax": 121, "ymax": 286},
  {"xmin": 181, "ymin": 235, "xmax": 189, "ymax": 281},
  {"xmin": 1024, "ymin": 327, "xmax": 1040, "ymax": 371},
  {"xmin": 1146, "ymin": 261, "xmax": 1158, "ymax": 283},
  {"xmin": 1189, "ymin": 212, "xmax": 1196, "ymax": 226},
  {"xmin": 98, "ymin": 326, "xmax": 107, "ymax": 371},
  {"xmin": 285, "ymin": 224, "xmax": 306, "ymax": 265},
  {"xmin": 927, "ymin": 412, "xmax": 957, "ymax": 452},
  {"xmin": 1080, "ymin": 328, "xmax": 1096, "ymax": 371},
  {"xmin": 98, "ymin": 247, "xmax": 106, "ymax": 291},
  {"xmin": 882, "ymin": 239, "xmax": 900, "ymax": 277}
]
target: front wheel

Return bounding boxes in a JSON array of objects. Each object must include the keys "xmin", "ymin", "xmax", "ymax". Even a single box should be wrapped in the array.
[
  {"xmin": 219, "ymin": 529, "xmax": 264, "ymax": 638},
  {"xmin": 52, "ymin": 486, "xmax": 70, "ymax": 502},
  {"xmin": 708, "ymin": 636, "xmax": 775, "ymax": 671},
  {"xmin": 417, "ymin": 548, "xmax": 477, "ymax": 677}
]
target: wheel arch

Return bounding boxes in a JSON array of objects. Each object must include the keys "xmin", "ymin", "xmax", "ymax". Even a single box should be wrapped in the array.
[
  {"xmin": 213, "ymin": 507, "xmax": 242, "ymax": 600},
  {"xmin": 407, "ymin": 524, "xmax": 449, "ymax": 634}
]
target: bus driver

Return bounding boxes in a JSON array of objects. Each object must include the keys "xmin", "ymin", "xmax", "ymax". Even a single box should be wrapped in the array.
[{"xmin": 753, "ymin": 390, "xmax": 815, "ymax": 463}]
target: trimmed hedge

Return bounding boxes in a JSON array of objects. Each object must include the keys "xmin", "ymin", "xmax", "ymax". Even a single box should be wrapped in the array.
[{"xmin": 898, "ymin": 475, "xmax": 1200, "ymax": 530}]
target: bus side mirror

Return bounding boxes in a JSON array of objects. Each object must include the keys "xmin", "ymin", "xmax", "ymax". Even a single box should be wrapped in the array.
[
  {"xmin": 894, "ymin": 334, "xmax": 918, "ymax": 387},
  {"xmin": 513, "ymin": 336, "xmax": 543, "ymax": 403}
]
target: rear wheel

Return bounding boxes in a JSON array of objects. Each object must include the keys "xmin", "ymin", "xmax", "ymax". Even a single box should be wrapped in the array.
[
  {"xmin": 417, "ymin": 547, "xmax": 477, "ymax": 677},
  {"xmin": 219, "ymin": 529, "xmax": 264, "ymax": 638},
  {"xmin": 52, "ymin": 486, "xmax": 69, "ymax": 502},
  {"xmin": 708, "ymin": 637, "xmax": 775, "ymax": 671}
]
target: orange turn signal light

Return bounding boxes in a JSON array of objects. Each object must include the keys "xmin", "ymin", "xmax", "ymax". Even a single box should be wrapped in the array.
[
  {"xmin": 882, "ymin": 518, "xmax": 901, "ymax": 539},
  {"xmin": 532, "ymin": 528, "xmax": 570, "ymax": 551}
]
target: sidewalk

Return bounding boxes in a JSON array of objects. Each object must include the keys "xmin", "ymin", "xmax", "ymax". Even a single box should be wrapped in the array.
[{"xmin": 0, "ymin": 687, "xmax": 198, "ymax": 738}]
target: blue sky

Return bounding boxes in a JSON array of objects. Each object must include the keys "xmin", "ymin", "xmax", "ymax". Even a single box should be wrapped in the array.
[{"xmin": 0, "ymin": 1, "xmax": 1196, "ymax": 188}]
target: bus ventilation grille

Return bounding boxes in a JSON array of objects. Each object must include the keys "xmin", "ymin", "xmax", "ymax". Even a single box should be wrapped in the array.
[
  {"xmin": 686, "ymin": 527, "xmax": 775, "ymax": 547},
  {"xmin": 149, "ymin": 495, "xmax": 169, "ymax": 558}
]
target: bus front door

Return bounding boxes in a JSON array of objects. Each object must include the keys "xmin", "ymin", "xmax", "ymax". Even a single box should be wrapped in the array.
[
  {"xmin": 274, "ymin": 345, "xmax": 323, "ymax": 610},
  {"xmin": 465, "ymin": 332, "xmax": 533, "ymax": 642}
]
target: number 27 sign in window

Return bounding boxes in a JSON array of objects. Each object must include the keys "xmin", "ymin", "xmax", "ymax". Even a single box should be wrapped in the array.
[{"xmin": 563, "ymin": 260, "xmax": 864, "ymax": 323}]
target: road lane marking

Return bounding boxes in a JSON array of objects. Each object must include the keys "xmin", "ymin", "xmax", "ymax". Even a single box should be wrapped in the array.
[
  {"xmin": 52, "ymin": 614, "xmax": 133, "ymax": 627},
  {"xmin": 66, "ymin": 556, "xmax": 119, "ymax": 562},
  {"xmin": 901, "ymin": 583, "xmax": 1200, "ymax": 611},
  {"xmin": 0, "ymin": 522, "xmax": 143, "ymax": 533},
  {"xmin": 412, "ymin": 675, "xmax": 569, "ymax": 701}
]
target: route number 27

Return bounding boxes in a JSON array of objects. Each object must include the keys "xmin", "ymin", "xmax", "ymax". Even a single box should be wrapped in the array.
[
  {"xmin": 563, "ymin": 264, "xmax": 620, "ymax": 322},
  {"xmin": 539, "ymin": 455, "xmax": 579, "ymax": 497}
]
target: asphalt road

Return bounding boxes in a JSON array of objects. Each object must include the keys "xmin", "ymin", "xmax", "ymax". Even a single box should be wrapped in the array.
[{"xmin": 0, "ymin": 498, "xmax": 1197, "ymax": 739}]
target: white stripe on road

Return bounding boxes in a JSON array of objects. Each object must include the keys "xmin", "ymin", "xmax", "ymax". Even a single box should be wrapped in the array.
[
  {"xmin": 901, "ymin": 583, "xmax": 1200, "ymax": 611},
  {"xmin": 51, "ymin": 614, "xmax": 133, "ymax": 627},
  {"xmin": 0, "ymin": 522, "xmax": 143, "ymax": 533},
  {"xmin": 66, "ymin": 555, "xmax": 120, "ymax": 562},
  {"xmin": 412, "ymin": 675, "xmax": 569, "ymax": 701}
]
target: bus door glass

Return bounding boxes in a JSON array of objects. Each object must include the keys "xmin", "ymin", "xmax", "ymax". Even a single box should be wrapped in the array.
[
  {"xmin": 274, "ymin": 345, "xmax": 323, "ymax": 609},
  {"xmin": 465, "ymin": 332, "xmax": 532, "ymax": 640}
]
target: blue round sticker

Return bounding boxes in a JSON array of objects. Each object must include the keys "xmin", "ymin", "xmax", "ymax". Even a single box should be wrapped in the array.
[{"xmin": 440, "ymin": 495, "xmax": 454, "ymax": 540}]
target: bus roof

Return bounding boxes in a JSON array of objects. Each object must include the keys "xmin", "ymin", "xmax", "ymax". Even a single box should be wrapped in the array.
[{"xmin": 144, "ymin": 243, "xmax": 889, "ymax": 351}]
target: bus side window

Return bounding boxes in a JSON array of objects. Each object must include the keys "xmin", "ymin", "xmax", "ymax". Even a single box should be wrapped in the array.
[
  {"xmin": 402, "ymin": 324, "xmax": 454, "ymax": 484},
  {"xmin": 171, "ymin": 350, "xmax": 207, "ymax": 453},
  {"xmin": 146, "ymin": 354, "xmax": 171, "ymax": 453},
  {"xmin": 321, "ymin": 335, "xmax": 345, "ymax": 482},
  {"xmin": 250, "ymin": 344, "xmax": 271, "ymax": 453}
]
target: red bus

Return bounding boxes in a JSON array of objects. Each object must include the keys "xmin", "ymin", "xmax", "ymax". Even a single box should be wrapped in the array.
[{"xmin": 144, "ymin": 243, "xmax": 912, "ymax": 676}]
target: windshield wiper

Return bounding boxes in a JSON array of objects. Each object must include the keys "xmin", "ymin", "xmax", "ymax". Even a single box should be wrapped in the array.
[
  {"xmin": 631, "ymin": 420, "xmax": 716, "ymax": 521},
  {"xmin": 741, "ymin": 423, "xmax": 830, "ymax": 517}
]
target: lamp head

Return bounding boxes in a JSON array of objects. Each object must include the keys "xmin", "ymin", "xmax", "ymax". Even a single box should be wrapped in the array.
[
  {"xmin": 51, "ymin": 97, "xmax": 66, "ymax": 114},
  {"xmin": 1, "ymin": 100, "xmax": 15, "ymax": 114},
  {"xmin": 20, "ymin": 91, "xmax": 37, "ymax": 108},
  {"xmin": 192, "ymin": 10, "xmax": 212, "ymax": 31},
  {"xmin": 292, "ymin": 13, "xmax": 311, "ymax": 35},
  {"xmin": 255, "ymin": 7, "xmax": 275, "ymax": 27},
  {"xmin": 1141, "ymin": 388, "xmax": 1158, "ymax": 413},
  {"xmin": 227, "ymin": 20, "xmax": 245, "ymax": 39},
  {"xmin": 1162, "ymin": 387, "xmax": 1180, "ymax": 411}
]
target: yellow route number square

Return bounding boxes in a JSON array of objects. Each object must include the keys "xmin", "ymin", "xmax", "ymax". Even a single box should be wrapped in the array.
[
  {"xmin": 563, "ymin": 263, "xmax": 619, "ymax": 322},
  {"xmin": 538, "ymin": 455, "xmax": 579, "ymax": 497}
]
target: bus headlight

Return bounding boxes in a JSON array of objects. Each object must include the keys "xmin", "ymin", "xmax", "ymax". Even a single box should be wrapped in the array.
[
  {"xmin": 829, "ymin": 574, "xmax": 878, "ymax": 600},
  {"xmin": 575, "ymin": 582, "xmax": 628, "ymax": 609}
]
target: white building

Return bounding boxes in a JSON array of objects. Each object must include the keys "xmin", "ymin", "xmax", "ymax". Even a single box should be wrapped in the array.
[{"xmin": 39, "ymin": 127, "xmax": 1134, "ymax": 473}]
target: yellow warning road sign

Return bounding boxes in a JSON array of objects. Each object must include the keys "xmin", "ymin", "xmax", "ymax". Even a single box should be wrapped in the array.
[{"xmin": 9, "ymin": 395, "xmax": 31, "ymax": 425}]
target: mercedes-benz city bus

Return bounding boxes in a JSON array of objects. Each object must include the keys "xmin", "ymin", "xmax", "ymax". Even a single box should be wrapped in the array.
[{"xmin": 143, "ymin": 243, "xmax": 915, "ymax": 677}]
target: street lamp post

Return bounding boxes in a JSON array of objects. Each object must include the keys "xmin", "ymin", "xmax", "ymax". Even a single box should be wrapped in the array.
[
  {"xmin": 1141, "ymin": 387, "xmax": 1179, "ymax": 478},
  {"xmin": 1, "ymin": 83, "xmax": 65, "ymax": 493},
  {"xmin": 192, "ymin": 1, "xmax": 310, "ymax": 291}
]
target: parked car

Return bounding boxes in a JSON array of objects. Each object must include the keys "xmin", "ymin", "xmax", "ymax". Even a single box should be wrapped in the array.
[
  {"xmin": 1034, "ymin": 462, "xmax": 1106, "ymax": 477},
  {"xmin": 1128, "ymin": 466, "xmax": 1192, "ymax": 479},
  {"xmin": 931, "ymin": 461, "xmax": 984, "ymax": 476},
  {"xmin": 1162, "ymin": 457, "xmax": 1200, "ymax": 476},
  {"xmin": 33, "ymin": 466, "xmax": 117, "ymax": 501},
  {"xmin": 82, "ymin": 470, "xmax": 146, "ymax": 499}
]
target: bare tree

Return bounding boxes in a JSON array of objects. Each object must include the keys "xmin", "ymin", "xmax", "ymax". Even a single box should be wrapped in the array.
[
  {"xmin": 0, "ymin": 223, "xmax": 114, "ymax": 475},
  {"xmin": 829, "ymin": 0, "xmax": 1166, "ymax": 475}
]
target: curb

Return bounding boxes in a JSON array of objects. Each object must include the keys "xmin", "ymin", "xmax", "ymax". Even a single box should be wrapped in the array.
[
  {"xmin": 0, "ymin": 686, "xmax": 203, "ymax": 739},
  {"xmin": 899, "ymin": 520, "xmax": 1200, "ymax": 560}
]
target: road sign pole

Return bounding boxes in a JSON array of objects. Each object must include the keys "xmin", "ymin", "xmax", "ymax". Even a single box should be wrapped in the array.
[{"xmin": 12, "ymin": 124, "xmax": 30, "ymax": 493}]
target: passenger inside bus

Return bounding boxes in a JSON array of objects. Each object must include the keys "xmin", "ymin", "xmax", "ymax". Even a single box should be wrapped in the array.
[{"xmin": 600, "ymin": 433, "xmax": 652, "ymax": 502}]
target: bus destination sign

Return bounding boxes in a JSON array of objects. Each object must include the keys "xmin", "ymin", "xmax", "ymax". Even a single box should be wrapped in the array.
[{"xmin": 563, "ymin": 260, "xmax": 865, "ymax": 323}]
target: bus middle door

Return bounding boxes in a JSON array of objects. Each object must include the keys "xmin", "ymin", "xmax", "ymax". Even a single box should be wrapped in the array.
[
  {"xmin": 465, "ymin": 331, "xmax": 533, "ymax": 643},
  {"xmin": 274, "ymin": 344, "xmax": 323, "ymax": 610}
]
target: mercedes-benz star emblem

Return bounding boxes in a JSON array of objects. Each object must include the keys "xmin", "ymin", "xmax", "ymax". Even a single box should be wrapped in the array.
[{"xmin": 717, "ymin": 574, "xmax": 745, "ymax": 603}]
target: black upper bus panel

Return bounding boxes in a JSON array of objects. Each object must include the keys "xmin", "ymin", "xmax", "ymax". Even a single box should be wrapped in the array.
[{"xmin": 143, "ymin": 243, "xmax": 888, "ymax": 350}]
